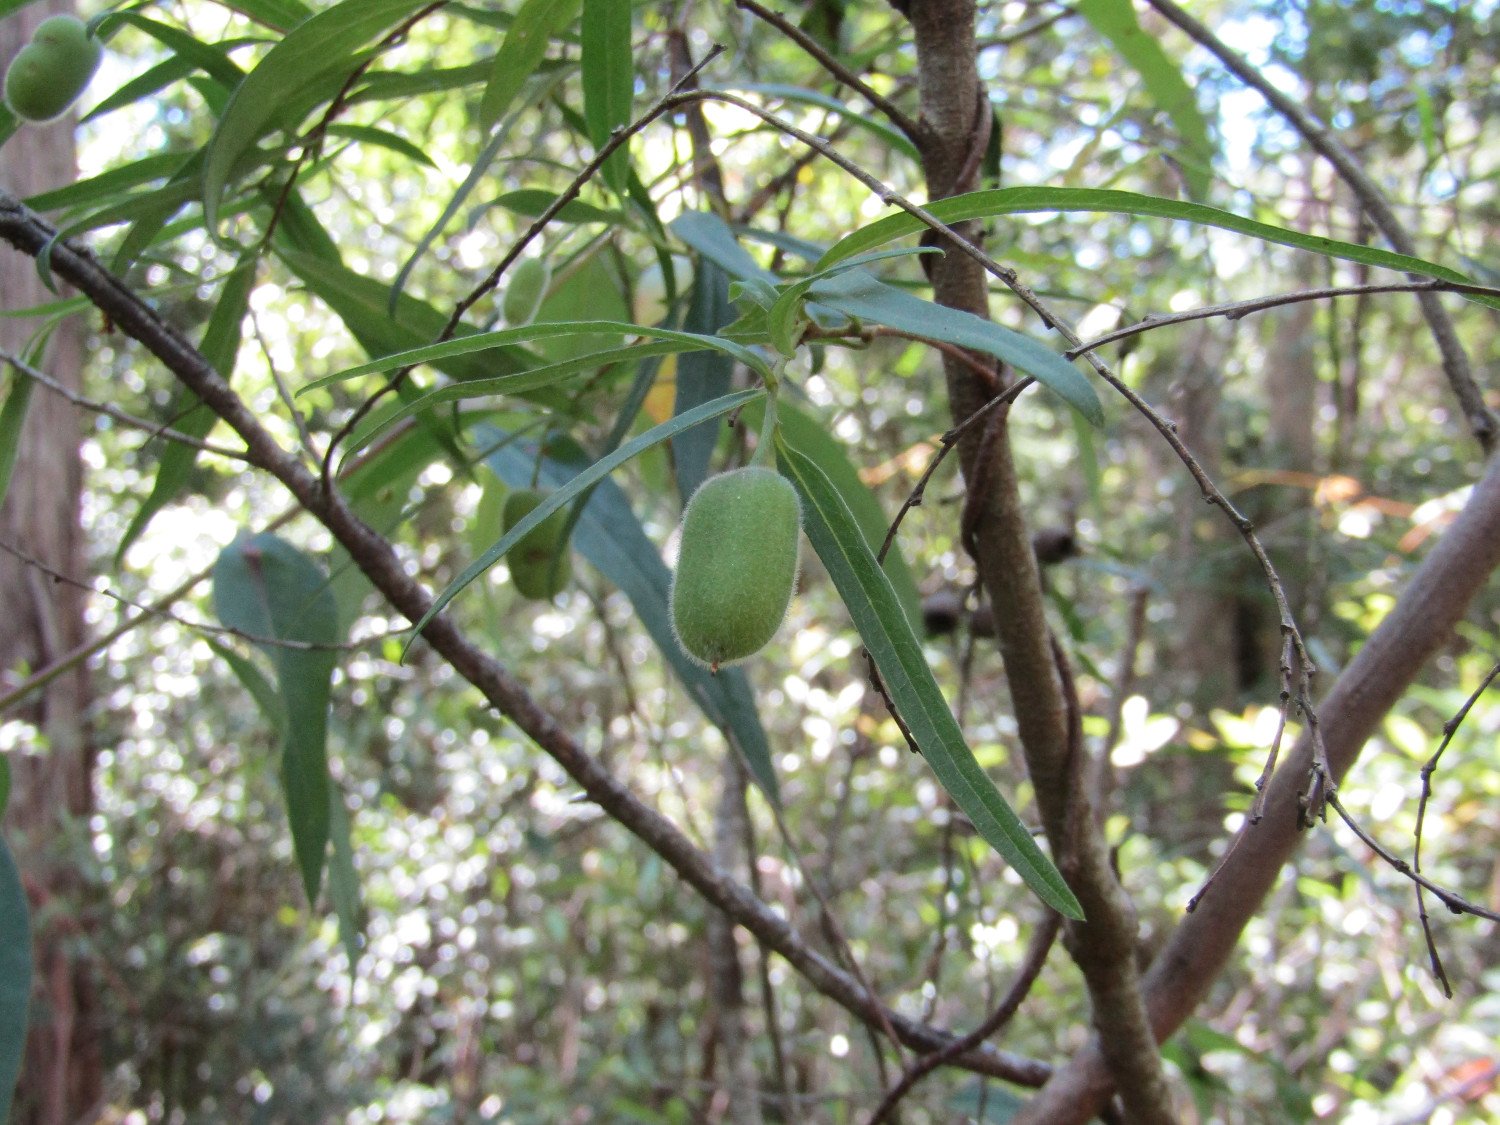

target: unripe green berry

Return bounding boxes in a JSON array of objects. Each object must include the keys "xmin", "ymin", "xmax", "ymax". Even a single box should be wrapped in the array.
[
  {"xmin": 503, "ymin": 489, "xmax": 572, "ymax": 600},
  {"xmin": 502, "ymin": 257, "xmax": 550, "ymax": 326},
  {"xmin": 670, "ymin": 466, "xmax": 800, "ymax": 670},
  {"xmin": 3, "ymin": 15, "xmax": 101, "ymax": 123}
]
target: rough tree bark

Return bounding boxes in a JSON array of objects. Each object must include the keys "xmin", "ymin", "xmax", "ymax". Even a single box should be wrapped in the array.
[{"xmin": 0, "ymin": 3, "xmax": 100, "ymax": 1121}]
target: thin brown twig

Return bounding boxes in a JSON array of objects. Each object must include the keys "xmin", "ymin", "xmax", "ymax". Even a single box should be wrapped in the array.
[
  {"xmin": 2, "ymin": 348, "xmax": 251, "ymax": 461},
  {"xmin": 1066, "ymin": 280, "xmax": 1500, "ymax": 359},
  {"xmin": 1323, "ymin": 792, "xmax": 1500, "ymax": 923},
  {"xmin": 1412, "ymin": 659, "xmax": 1500, "ymax": 994},
  {"xmin": 0, "ymin": 538, "xmax": 398, "ymax": 655},
  {"xmin": 866, "ymin": 910, "xmax": 1063, "ymax": 1125},
  {"xmin": 0, "ymin": 507, "xmax": 300, "ymax": 717},
  {"xmin": 733, "ymin": 0, "xmax": 922, "ymax": 145},
  {"xmin": 1142, "ymin": 0, "xmax": 1497, "ymax": 454}
]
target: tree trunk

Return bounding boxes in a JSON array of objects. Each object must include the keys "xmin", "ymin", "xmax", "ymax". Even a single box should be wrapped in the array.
[{"xmin": 0, "ymin": 3, "xmax": 99, "ymax": 1120}]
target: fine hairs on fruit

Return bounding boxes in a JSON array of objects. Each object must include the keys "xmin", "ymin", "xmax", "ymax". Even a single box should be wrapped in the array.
[
  {"xmin": 670, "ymin": 465, "xmax": 801, "ymax": 671},
  {"xmin": 502, "ymin": 489, "xmax": 572, "ymax": 600},
  {"xmin": 3, "ymin": 14, "xmax": 102, "ymax": 123}
]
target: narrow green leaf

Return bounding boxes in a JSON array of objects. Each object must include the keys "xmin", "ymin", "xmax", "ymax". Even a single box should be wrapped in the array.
[
  {"xmin": 324, "ymin": 123, "xmax": 435, "ymax": 168},
  {"xmin": 581, "ymin": 0, "xmax": 632, "ymax": 192},
  {"xmin": 203, "ymin": 0, "xmax": 435, "ymax": 233},
  {"xmin": 215, "ymin": 0, "xmax": 313, "ymax": 32},
  {"xmin": 0, "ymin": 757, "xmax": 9, "ymax": 818},
  {"xmin": 117, "ymin": 259, "xmax": 255, "ymax": 561},
  {"xmin": 717, "ymin": 82, "xmax": 920, "ymax": 161},
  {"xmin": 743, "ymin": 398, "xmax": 923, "ymax": 633},
  {"xmin": 23, "ymin": 152, "xmax": 194, "ymax": 213},
  {"xmin": 327, "ymin": 786, "xmax": 364, "ymax": 979},
  {"xmin": 212, "ymin": 533, "xmax": 342, "ymax": 905},
  {"xmin": 108, "ymin": 14, "xmax": 250, "ymax": 89},
  {"xmin": 306, "ymin": 319, "xmax": 770, "ymax": 391},
  {"xmin": 0, "ymin": 834, "xmax": 30, "ymax": 1125},
  {"xmin": 409, "ymin": 388, "xmax": 764, "ymax": 646},
  {"xmin": 777, "ymin": 438, "xmax": 1083, "ymax": 918},
  {"xmin": 1076, "ymin": 0, "xmax": 1215, "ymax": 198},
  {"xmin": 481, "ymin": 428, "xmax": 780, "ymax": 804},
  {"xmin": 340, "ymin": 340, "xmax": 690, "ymax": 460},
  {"xmin": 489, "ymin": 188, "xmax": 620, "ymax": 225},
  {"xmin": 808, "ymin": 269, "xmax": 1103, "ymax": 425},
  {"xmin": 0, "ymin": 371, "xmax": 35, "ymax": 513},
  {"xmin": 817, "ymin": 187, "xmax": 1495, "ymax": 309},
  {"xmin": 477, "ymin": 0, "xmax": 580, "ymax": 128}
]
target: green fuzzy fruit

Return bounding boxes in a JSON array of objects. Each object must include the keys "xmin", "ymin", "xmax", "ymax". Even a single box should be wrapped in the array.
[
  {"xmin": 670, "ymin": 466, "xmax": 801, "ymax": 670},
  {"xmin": 502, "ymin": 257, "xmax": 550, "ymax": 326},
  {"xmin": 3, "ymin": 15, "xmax": 101, "ymax": 123},
  {"xmin": 503, "ymin": 489, "xmax": 572, "ymax": 600}
]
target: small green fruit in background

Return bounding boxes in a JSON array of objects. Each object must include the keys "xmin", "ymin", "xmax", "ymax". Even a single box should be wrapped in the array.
[
  {"xmin": 670, "ymin": 466, "xmax": 801, "ymax": 671},
  {"xmin": 502, "ymin": 257, "xmax": 550, "ymax": 326},
  {"xmin": 3, "ymin": 14, "xmax": 102, "ymax": 123},
  {"xmin": 503, "ymin": 489, "xmax": 572, "ymax": 600}
]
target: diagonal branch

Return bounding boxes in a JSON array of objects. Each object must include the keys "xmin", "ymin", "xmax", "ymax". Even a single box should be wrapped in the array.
[
  {"xmin": 1014, "ymin": 450, "xmax": 1500, "ymax": 1122},
  {"xmin": 0, "ymin": 186, "xmax": 1054, "ymax": 1091}
]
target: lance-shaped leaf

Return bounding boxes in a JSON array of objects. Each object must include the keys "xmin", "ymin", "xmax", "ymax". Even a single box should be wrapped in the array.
[
  {"xmin": 808, "ymin": 269, "xmax": 1103, "ymax": 426},
  {"xmin": 817, "ymin": 187, "xmax": 1495, "ymax": 309},
  {"xmin": 408, "ymin": 388, "xmax": 765, "ymax": 646},
  {"xmin": 0, "ymin": 835, "xmax": 29, "ymax": 1125},
  {"xmin": 213, "ymin": 532, "xmax": 343, "ymax": 904},
  {"xmin": 777, "ymin": 438, "xmax": 1084, "ymax": 919}
]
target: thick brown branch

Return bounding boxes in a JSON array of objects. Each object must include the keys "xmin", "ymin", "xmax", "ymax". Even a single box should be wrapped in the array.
[{"xmin": 1017, "ymin": 451, "xmax": 1500, "ymax": 1122}]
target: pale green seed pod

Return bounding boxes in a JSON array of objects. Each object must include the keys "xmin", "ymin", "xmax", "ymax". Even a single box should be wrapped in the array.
[
  {"xmin": 502, "ymin": 257, "xmax": 550, "ymax": 326},
  {"xmin": 670, "ymin": 466, "xmax": 800, "ymax": 670},
  {"xmin": 503, "ymin": 489, "xmax": 572, "ymax": 600},
  {"xmin": 3, "ymin": 15, "xmax": 102, "ymax": 123}
]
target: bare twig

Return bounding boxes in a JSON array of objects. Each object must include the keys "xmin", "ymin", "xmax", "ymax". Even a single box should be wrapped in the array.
[
  {"xmin": 1067, "ymin": 281, "xmax": 1500, "ymax": 359},
  {"xmin": 733, "ymin": 0, "xmax": 922, "ymax": 145},
  {"xmin": 1412, "ymin": 659, "xmax": 1500, "ymax": 993},
  {"xmin": 0, "ymin": 507, "xmax": 299, "ymax": 717},
  {"xmin": 1142, "ymin": 0, "xmax": 1497, "ymax": 454},
  {"xmin": 867, "ymin": 911, "xmax": 1063, "ymax": 1125},
  {"xmin": 2, "ymin": 348, "xmax": 251, "ymax": 461}
]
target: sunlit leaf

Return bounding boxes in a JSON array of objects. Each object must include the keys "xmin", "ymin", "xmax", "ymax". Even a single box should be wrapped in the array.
[
  {"xmin": 818, "ymin": 187, "xmax": 1496, "ymax": 309},
  {"xmin": 1077, "ymin": 0, "xmax": 1216, "ymax": 198}
]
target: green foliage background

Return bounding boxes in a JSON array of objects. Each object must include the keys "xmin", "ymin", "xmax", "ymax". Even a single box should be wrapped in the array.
[{"xmin": 1, "ymin": 0, "xmax": 1498, "ymax": 1120}]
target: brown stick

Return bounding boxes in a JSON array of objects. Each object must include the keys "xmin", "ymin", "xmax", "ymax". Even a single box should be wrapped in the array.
[{"xmin": 1016, "ymin": 451, "xmax": 1500, "ymax": 1122}]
